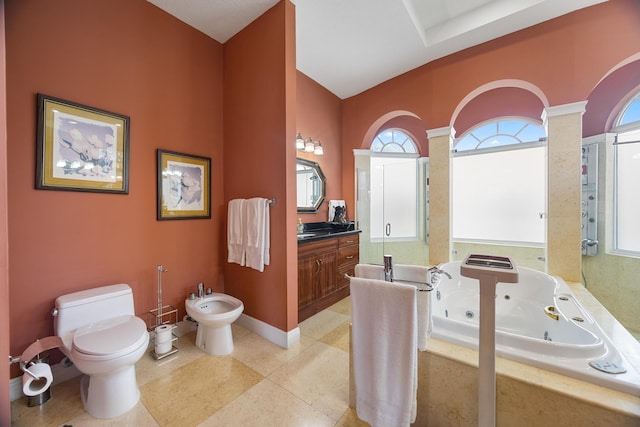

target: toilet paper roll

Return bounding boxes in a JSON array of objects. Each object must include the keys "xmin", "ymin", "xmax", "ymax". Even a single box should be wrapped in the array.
[
  {"xmin": 155, "ymin": 324, "xmax": 173, "ymax": 355},
  {"xmin": 22, "ymin": 362, "xmax": 53, "ymax": 397}
]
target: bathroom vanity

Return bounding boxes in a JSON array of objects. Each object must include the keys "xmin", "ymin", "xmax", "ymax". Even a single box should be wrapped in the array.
[{"xmin": 297, "ymin": 223, "xmax": 360, "ymax": 322}]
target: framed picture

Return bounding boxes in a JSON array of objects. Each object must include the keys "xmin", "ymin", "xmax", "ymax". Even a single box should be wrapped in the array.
[
  {"xmin": 36, "ymin": 93, "xmax": 130, "ymax": 193},
  {"xmin": 157, "ymin": 150, "xmax": 211, "ymax": 220}
]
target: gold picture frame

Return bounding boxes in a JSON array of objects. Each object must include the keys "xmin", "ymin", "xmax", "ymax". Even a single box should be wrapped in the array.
[
  {"xmin": 36, "ymin": 94, "xmax": 130, "ymax": 193},
  {"xmin": 157, "ymin": 150, "xmax": 211, "ymax": 220}
]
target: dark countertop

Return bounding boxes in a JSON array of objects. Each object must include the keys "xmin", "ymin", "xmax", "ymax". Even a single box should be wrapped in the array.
[{"xmin": 297, "ymin": 221, "xmax": 361, "ymax": 243}]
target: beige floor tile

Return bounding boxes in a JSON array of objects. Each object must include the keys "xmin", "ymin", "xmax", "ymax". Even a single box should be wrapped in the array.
[
  {"xmin": 10, "ymin": 376, "xmax": 85, "ymax": 427},
  {"xmin": 63, "ymin": 400, "xmax": 160, "ymax": 427},
  {"xmin": 299, "ymin": 309, "xmax": 351, "ymax": 340},
  {"xmin": 268, "ymin": 341, "xmax": 350, "ymax": 421},
  {"xmin": 232, "ymin": 331, "xmax": 315, "ymax": 376},
  {"xmin": 140, "ymin": 356, "xmax": 263, "ymax": 427},
  {"xmin": 320, "ymin": 320, "xmax": 350, "ymax": 352},
  {"xmin": 136, "ymin": 332, "xmax": 206, "ymax": 386},
  {"xmin": 327, "ymin": 296, "xmax": 352, "ymax": 315},
  {"xmin": 198, "ymin": 379, "xmax": 335, "ymax": 427},
  {"xmin": 335, "ymin": 407, "xmax": 371, "ymax": 427}
]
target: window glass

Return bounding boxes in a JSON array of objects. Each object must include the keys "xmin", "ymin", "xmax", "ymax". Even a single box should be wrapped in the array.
[
  {"xmin": 614, "ymin": 128, "xmax": 640, "ymax": 253},
  {"xmin": 371, "ymin": 129, "xmax": 418, "ymax": 153},
  {"xmin": 618, "ymin": 95, "xmax": 640, "ymax": 127},
  {"xmin": 453, "ymin": 118, "xmax": 546, "ymax": 244},
  {"xmin": 370, "ymin": 129, "xmax": 418, "ymax": 241},
  {"xmin": 456, "ymin": 118, "xmax": 546, "ymax": 152}
]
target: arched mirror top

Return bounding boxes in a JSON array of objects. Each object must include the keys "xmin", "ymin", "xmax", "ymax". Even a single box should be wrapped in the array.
[{"xmin": 296, "ymin": 158, "xmax": 326, "ymax": 213}]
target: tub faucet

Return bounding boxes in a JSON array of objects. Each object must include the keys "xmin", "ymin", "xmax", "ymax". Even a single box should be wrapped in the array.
[
  {"xmin": 428, "ymin": 266, "xmax": 452, "ymax": 284},
  {"xmin": 197, "ymin": 282, "xmax": 204, "ymax": 298},
  {"xmin": 384, "ymin": 255, "xmax": 393, "ymax": 282}
]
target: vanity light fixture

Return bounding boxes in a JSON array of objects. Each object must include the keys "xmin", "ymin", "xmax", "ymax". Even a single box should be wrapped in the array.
[
  {"xmin": 304, "ymin": 137, "xmax": 315, "ymax": 152},
  {"xmin": 296, "ymin": 133, "xmax": 324, "ymax": 156},
  {"xmin": 295, "ymin": 133, "xmax": 305, "ymax": 151}
]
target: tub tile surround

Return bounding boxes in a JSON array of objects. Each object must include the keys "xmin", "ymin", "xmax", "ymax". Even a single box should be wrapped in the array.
[{"xmin": 416, "ymin": 279, "xmax": 640, "ymax": 426}]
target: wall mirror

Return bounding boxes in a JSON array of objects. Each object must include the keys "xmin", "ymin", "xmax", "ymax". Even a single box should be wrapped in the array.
[{"xmin": 296, "ymin": 158, "xmax": 326, "ymax": 213}]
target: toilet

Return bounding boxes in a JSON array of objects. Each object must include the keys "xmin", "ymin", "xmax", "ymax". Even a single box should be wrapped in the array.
[
  {"xmin": 53, "ymin": 284, "xmax": 149, "ymax": 419},
  {"xmin": 185, "ymin": 293, "xmax": 243, "ymax": 356}
]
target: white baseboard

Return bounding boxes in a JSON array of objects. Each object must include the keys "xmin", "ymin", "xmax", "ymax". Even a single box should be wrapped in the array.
[{"xmin": 236, "ymin": 313, "xmax": 300, "ymax": 349}]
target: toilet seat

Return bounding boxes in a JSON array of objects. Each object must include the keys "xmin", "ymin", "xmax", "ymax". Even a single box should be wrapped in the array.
[{"xmin": 72, "ymin": 314, "xmax": 148, "ymax": 359}]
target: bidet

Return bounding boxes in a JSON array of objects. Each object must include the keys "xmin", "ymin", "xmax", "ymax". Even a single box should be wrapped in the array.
[{"xmin": 185, "ymin": 293, "xmax": 244, "ymax": 356}]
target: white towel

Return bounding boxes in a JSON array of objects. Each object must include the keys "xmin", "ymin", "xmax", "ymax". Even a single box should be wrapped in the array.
[
  {"xmin": 395, "ymin": 264, "xmax": 433, "ymax": 351},
  {"xmin": 350, "ymin": 276, "xmax": 417, "ymax": 427},
  {"xmin": 227, "ymin": 199, "xmax": 246, "ymax": 265},
  {"xmin": 354, "ymin": 263, "xmax": 385, "ymax": 280},
  {"xmin": 244, "ymin": 197, "xmax": 270, "ymax": 272}
]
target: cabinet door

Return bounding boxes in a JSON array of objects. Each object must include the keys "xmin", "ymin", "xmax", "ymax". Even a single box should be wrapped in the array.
[
  {"xmin": 298, "ymin": 254, "xmax": 318, "ymax": 310},
  {"xmin": 316, "ymin": 251, "xmax": 337, "ymax": 299}
]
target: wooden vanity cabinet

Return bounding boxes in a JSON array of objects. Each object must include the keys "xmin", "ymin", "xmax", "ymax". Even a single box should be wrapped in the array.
[{"xmin": 298, "ymin": 233, "xmax": 359, "ymax": 322}]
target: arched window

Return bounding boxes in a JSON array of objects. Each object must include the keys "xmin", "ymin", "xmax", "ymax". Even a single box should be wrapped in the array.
[
  {"xmin": 370, "ymin": 129, "xmax": 419, "ymax": 241},
  {"xmin": 452, "ymin": 118, "xmax": 547, "ymax": 244},
  {"xmin": 612, "ymin": 93, "xmax": 640, "ymax": 254},
  {"xmin": 371, "ymin": 129, "xmax": 418, "ymax": 153},
  {"xmin": 455, "ymin": 118, "xmax": 546, "ymax": 152}
]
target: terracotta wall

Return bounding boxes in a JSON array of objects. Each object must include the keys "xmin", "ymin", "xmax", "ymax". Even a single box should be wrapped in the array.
[
  {"xmin": 222, "ymin": 1, "xmax": 299, "ymax": 332},
  {"xmin": 5, "ymin": 0, "xmax": 224, "ymax": 373},
  {"xmin": 296, "ymin": 72, "xmax": 343, "ymax": 222},
  {"xmin": 1, "ymin": 0, "xmax": 10, "ymax": 421},
  {"xmin": 340, "ymin": 0, "xmax": 640, "ymax": 207}
]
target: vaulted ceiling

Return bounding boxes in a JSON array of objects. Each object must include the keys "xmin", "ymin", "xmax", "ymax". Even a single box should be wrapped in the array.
[{"xmin": 147, "ymin": 0, "xmax": 607, "ymax": 99}]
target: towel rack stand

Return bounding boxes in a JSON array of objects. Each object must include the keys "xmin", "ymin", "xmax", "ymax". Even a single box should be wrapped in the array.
[
  {"xmin": 343, "ymin": 273, "xmax": 435, "ymax": 292},
  {"xmin": 267, "ymin": 198, "xmax": 276, "ymax": 206}
]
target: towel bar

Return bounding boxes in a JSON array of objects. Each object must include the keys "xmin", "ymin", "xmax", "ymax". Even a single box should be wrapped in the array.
[{"xmin": 344, "ymin": 273, "xmax": 435, "ymax": 292}]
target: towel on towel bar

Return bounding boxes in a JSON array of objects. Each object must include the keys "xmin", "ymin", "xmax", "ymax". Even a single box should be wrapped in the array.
[
  {"xmin": 354, "ymin": 263, "xmax": 385, "ymax": 280},
  {"xmin": 350, "ymin": 276, "xmax": 417, "ymax": 427},
  {"xmin": 244, "ymin": 197, "xmax": 270, "ymax": 272},
  {"xmin": 227, "ymin": 199, "xmax": 246, "ymax": 265},
  {"xmin": 394, "ymin": 264, "xmax": 433, "ymax": 351}
]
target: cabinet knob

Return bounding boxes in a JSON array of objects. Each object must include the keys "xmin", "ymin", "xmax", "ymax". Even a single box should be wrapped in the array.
[{"xmin": 345, "ymin": 255, "xmax": 354, "ymax": 259}]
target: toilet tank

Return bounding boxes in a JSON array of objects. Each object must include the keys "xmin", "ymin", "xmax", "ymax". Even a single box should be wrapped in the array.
[{"xmin": 54, "ymin": 284, "xmax": 136, "ymax": 336}]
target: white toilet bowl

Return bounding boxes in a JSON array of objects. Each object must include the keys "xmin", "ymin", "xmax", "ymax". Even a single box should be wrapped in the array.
[
  {"xmin": 185, "ymin": 293, "xmax": 244, "ymax": 356},
  {"xmin": 61, "ymin": 314, "xmax": 149, "ymax": 418},
  {"xmin": 54, "ymin": 284, "xmax": 149, "ymax": 419}
]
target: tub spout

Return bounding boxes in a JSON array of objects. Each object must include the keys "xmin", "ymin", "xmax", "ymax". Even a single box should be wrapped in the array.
[
  {"xmin": 428, "ymin": 266, "xmax": 452, "ymax": 284},
  {"xmin": 383, "ymin": 255, "xmax": 393, "ymax": 282}
]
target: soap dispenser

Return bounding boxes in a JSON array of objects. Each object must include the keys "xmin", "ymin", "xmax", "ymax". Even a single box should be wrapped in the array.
[{"xmin": 297, "ymin": 218, "xmax": 304, "ymax": 234}]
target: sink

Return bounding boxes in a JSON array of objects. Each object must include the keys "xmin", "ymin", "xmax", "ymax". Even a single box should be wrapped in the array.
[{"xmin": 297, "ymin": 233, "xmax": 317, "ymax": 239}]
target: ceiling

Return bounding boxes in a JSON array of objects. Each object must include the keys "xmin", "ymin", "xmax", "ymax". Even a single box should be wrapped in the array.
[{"xmin": 147, "ymin": 0, "xmax": 607, "ymax": 99}]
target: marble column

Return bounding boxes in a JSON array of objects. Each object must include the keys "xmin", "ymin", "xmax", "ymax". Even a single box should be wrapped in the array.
[
  {"xmin": 426, "ymin": 126, "xmax": 454, "ymax": 266},
  {"xmin": 542, "ymin": 101, "xmax": 587, "ymax": 282}
]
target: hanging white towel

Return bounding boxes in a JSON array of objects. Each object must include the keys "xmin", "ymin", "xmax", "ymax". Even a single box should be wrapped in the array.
[
  {"xmin": 227, "ymin": 199, "xmax": 246, "ymax": 265},
  {"xmin": 354, "ymin": 263, "xmax": 385, "ymax": 280},
  {"xmin": 350, "ymin": 276, "xmax": 417, "ymax": 427},
  {"xmin": 244, "ymin": 197, "xmax": 270, "ymax": 272},
  {"xmin": 395, "ymin": 264, "xmax": 433, "ymax": 351}
]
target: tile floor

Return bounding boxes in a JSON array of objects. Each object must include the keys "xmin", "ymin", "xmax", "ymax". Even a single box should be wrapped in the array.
[{"xmin": 11, "ymin": 297, "xmax": 370, "ymax": 427}]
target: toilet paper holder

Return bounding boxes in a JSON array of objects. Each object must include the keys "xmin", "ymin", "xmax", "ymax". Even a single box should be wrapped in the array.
[{"xmin": 9, "ymin": 335, "xmax": 63, "ymax": 379}]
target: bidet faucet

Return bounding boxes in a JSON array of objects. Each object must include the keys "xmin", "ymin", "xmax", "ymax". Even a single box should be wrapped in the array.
[
  {"xmin": 197, "ymin": 282, "xmax": 204, "ymax": 298},
  {"xmin": 384, "ymin": 255, "xmax": 393, "ymax": 282}
]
